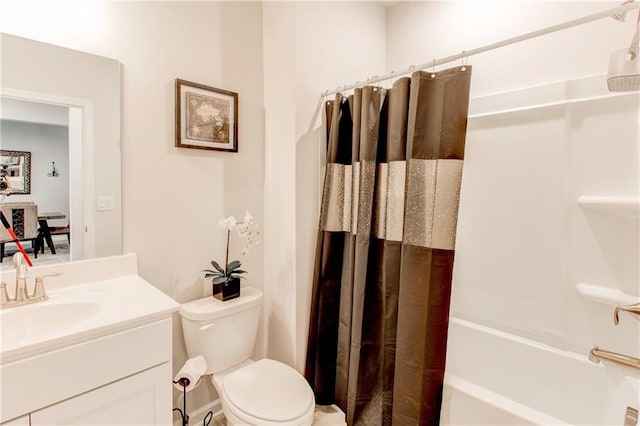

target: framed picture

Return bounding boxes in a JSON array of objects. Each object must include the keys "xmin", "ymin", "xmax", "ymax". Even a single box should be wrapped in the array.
[
  {"xmin": 175, "ymin": 79, "xmax": 238, "ymax": 152},
  {"xmin": 0, "ymin": 150, "xmax": 31, "ymax": 194}
]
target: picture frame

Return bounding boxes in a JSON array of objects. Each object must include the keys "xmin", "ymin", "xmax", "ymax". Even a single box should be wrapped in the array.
[
  {"xmin": 175, "ymin": 79, "xmax": 238, "ymax": 152},
  {"xmin": 0, "ymin": 150, "xmax": 31, "ymax": 194}
]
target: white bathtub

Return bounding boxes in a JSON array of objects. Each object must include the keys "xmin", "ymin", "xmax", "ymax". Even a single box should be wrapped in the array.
[{"xmin": 441, "ymin": 318, "xmax": 639, "ymax": 425}]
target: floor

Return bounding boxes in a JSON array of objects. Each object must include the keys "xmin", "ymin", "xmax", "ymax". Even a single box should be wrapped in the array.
[
  {"xmin": 0, "ymin": 237, "xmax": 70, "ymax": 272},
  {"xmin": 210, "ymin": 414, "xmax": 226, "ymax": 426},
  {"xmin": 211, "ymin": 404, "xmax": 345, "ymax": 425}
]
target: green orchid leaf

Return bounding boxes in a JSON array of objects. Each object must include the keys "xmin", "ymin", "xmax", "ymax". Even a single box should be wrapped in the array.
[
  {"xmin": 232, "ymin": 269, "xmax": 247, "ymax": 274},
  {"xmin": 213, "ymin": 277, "xmax": 227, "ymax": 285},
  {"xmin": 227, "ymin": 260, "xmax": 241, "ymax": 271},
  {"xmin": 210, "ymin": 261, "xmax": 225, "ymax": 273}
]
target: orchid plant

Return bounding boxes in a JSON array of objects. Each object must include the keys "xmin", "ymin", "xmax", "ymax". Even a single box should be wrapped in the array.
[{"xmin": 204, "ymin": 211, "xmax": 259, "ymax": 287}]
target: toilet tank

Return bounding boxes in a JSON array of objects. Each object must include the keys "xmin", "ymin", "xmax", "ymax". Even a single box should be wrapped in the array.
[{"xmin": 180, "ymin": 286, "xmax": 263, "ymax": 374}]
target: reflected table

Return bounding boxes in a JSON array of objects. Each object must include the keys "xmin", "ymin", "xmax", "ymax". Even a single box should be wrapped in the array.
[{"xmin": 38, "ymin": 212, "xmax": 66, "ymax": 255}]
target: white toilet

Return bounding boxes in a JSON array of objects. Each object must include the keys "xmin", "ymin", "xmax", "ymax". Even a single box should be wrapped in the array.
[{"xmin": 180, "ymin": 286, "xmax": 315, "ymax": 425}]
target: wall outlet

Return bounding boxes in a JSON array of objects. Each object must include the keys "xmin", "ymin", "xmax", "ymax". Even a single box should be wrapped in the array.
[{"xmin": 97, "ymin": 196, "xmax": 115, "ymax": 211}]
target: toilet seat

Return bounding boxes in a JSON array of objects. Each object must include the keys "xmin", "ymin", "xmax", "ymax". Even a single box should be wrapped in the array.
[{"xmin": 217, "ymin": 359, "xmax": 315, "ymax": 424}]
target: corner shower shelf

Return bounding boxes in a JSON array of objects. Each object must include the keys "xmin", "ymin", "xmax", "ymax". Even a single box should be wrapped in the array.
[
  {"xmin": 576, "ymin": 283, "xmax": 640, "ymax": 307},
  {"xmin": 577, "ymin": 196, "xmax": 640, "ymax": 218}
]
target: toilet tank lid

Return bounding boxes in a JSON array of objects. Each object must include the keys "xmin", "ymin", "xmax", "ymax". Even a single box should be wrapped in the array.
[{"xmin": 180, "ymin": 286, "xmax": 263, "ymax": 321}]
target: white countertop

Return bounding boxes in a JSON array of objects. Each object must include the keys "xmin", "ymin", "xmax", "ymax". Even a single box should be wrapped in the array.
[{"xmin": 0, "ymin": 254, "xmax": 180, "ymax": 364}]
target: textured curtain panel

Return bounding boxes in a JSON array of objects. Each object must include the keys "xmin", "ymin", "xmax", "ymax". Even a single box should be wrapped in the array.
[{"xmin": 305, "ymin": 66, "xmax": 472, "ymax": 426}]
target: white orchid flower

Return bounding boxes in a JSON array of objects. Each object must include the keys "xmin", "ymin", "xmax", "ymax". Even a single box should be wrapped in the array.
[
  {"xmin": 228, "ymin": 210, "xmax": 259, "ymax": 255},
  {"xmin": 243, "ymin": 210, "xmax": 253, "ymax": 225},
  {"xmin": 216, "ymin": 211, "xmax": 260, "ymax": 257},
  {"xmin": 218, "ymin": 216, "xmax": 236, "ymax": 231}
]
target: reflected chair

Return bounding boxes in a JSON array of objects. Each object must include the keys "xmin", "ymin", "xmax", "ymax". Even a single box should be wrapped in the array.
[
  {"xmin": 37, "ymin": 223, "xmax": 70, "ymax": 254},
  {"xmin": 0, "ymin": 203, "xmax": 39, "ymax": 262}
]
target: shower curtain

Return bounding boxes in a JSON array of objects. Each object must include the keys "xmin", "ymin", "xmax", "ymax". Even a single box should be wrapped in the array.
[{"xmin": 305, "ymin": 66, "xmax": 472, "ymax": 425}]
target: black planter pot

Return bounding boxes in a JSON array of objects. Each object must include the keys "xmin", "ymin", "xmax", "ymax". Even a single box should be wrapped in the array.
[{"xmin": 213, "ymin": 277, "xmax": 241, "ymax": 301}]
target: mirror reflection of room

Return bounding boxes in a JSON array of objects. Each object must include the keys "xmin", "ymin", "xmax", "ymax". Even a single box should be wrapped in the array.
[{"xmin": 0, "ymin": 98, "xmax": 70, "ymax": 269}]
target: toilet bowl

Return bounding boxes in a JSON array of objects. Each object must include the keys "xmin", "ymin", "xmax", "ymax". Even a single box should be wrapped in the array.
[
  {"xmin": 212, "ymin": 359, "xmax": 315, "ymax": 425},
  {"xmin": 179, "ymin": 286, "xmax": 315, "ymax": 426}
]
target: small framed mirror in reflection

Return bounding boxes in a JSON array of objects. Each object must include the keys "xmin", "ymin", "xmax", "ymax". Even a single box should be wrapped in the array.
[{"xmin": 0, "ymin": 150, "xmax": 31, "ymax": 194}]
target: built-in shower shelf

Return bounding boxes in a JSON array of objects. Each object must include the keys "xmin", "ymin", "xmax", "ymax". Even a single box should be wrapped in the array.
[
  {"xmin": 576, "ymin": 283, "xmax": 640, "ymax": 307},
  {"xmin": 577, "ymin": 196, "xmax": 640, "ymax": 218}
]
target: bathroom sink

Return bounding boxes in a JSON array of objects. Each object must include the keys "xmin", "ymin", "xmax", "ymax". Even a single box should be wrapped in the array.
[
  {"xmin": 1, "ymin": 298, "xmax": 102, "ymax": 343},
  {"xmin": 0, "ymin": 270, "xmax": 179, "ymax": 364},
  {"xmin": 0, "ymin": 290, "xmax": 124, "ymax": 358}
]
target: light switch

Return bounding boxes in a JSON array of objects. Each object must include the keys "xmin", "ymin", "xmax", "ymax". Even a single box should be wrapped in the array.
[{"xmin": 97, "ymin": 196, "xmax": 115, "ymax": 211}]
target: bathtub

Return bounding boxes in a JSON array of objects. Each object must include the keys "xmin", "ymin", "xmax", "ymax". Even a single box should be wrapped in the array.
[{"xmin": 441, "ymin": 318, "xmax": 639, "ymax": 425}]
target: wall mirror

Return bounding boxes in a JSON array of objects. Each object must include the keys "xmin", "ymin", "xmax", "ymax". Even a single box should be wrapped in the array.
[
  {"xmin": 1, "ymin": 33, "xmax": 122, "ymax": 263},
  {"xmin": 0, "ymin": 150, "xmax": 31, "ymax": 194}
]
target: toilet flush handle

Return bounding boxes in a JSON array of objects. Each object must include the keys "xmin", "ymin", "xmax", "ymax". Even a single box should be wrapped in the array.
[{"xmin": 199, "ymin": 322, "xmax": 216, "ymax": 331}]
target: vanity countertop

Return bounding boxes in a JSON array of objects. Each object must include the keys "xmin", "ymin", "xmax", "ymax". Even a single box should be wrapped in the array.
[{"xmin": 0, "ymin": 254, "xmax": 180, "ymax": 364}]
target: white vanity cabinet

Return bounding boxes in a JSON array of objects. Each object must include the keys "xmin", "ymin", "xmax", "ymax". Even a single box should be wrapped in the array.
[
  {"xmin": 31, "ymin": 363, "xmax": 171, "ymax": 425},
  {"xmin": 0, "ymin": 254, "xmax": 180, "ymax": 426}
]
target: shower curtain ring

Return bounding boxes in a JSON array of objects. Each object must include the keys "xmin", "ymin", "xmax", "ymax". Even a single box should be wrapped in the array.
[
  {"xmin": 370, "ymin": 75, "xmax": 379, "ymax": 91},
  {"xmin": 431, "ymin": 59, "xmax": 437, "ymax": 78},
  {"xmin": 460, "ymin": 50, "xmax": 468, "ymax": 71}
]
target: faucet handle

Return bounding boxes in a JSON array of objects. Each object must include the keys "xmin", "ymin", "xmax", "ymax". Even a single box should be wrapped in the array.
[
  {"xmin": 32, "ymin": 273, "xmax": 62, "ymax": 301},
  {"xmin": 614, "ymin": 302, "xmax": 640, "ymax": 325},
  {"xmin": 1, "ymin": 282, "xmax": 10, "ymax": 305}
]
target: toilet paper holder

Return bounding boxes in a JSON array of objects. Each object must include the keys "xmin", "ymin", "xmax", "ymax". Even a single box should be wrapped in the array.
[
  {"xmin": 173, "ymin": 377, "xmax": 213, "ymax": 426},
  {"xmin": 175, "ymin": 377, "xmax": 191, "ymax": 388},
  {"xmin": 173, "ymin": 378, "xmax": 190, "ymax": 426}
]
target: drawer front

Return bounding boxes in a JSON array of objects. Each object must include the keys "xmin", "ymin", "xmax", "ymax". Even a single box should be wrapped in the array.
[{"xmin": 1, "ymin": 318, "xmax": 172, "ymax": 422}]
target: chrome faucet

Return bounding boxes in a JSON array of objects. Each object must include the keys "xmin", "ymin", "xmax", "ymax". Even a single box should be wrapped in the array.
[
  {"xmin": 614, "ymin": 302, "xmax": 640, "ymax": 325},
  {"xmin": 14, "ymin": 252, "xmax": 29, "ymax": 303},
  {"xmin": 0, "ymin": 253, "xmax": 61, "ymax": 309}
]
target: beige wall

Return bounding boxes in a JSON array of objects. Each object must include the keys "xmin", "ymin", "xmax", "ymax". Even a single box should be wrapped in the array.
[{"xmin": 263, "ymin": 1, "xmax": 387, "ymax": 371}]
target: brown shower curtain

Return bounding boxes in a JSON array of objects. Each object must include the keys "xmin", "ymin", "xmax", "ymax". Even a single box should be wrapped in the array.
[{"xmin": 305, "ymin": 66, "xmax": 472, "ymax": 425}]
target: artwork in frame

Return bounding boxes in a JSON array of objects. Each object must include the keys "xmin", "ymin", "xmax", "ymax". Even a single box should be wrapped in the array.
[
  {"xmin": 175, "ymin": 79, "xmax": 238, "ymax": 152},
  {"xmin": 0, "ymin": 150, "xmax": 31, "ymax": 194}
]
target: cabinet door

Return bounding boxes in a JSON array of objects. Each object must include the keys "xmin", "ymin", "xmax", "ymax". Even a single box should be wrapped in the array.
[
  {"xmin": 0, "ymin": 414, "xmax": 29, "ymax": 426},
  {"xmin": 31, "ymin": 363, "xmax": 171, "ymax": 425}
]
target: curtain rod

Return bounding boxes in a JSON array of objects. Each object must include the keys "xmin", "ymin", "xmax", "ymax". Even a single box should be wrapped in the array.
[{"xmin": 320, "ymin": 1, "xmax": 640, "ymax": 98}]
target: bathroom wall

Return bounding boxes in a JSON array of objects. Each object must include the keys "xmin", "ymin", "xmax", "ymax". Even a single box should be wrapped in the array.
[
  {"xmin": 263, "ymin": 1, "xmax": 387, "ymax": 371},
  {"xmin": 386, "ymin": 0, "xmax": 639, "ymax": 377}
]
